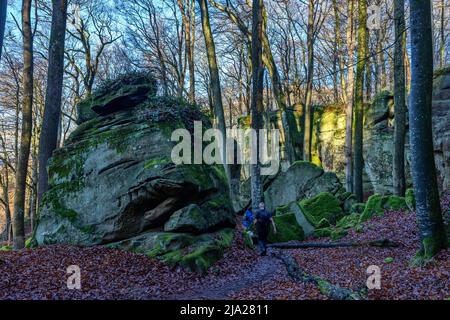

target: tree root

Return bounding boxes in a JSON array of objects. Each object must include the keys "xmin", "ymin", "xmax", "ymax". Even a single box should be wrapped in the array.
[
  {"xmin": 269, "ymin": 238, "xmax": 401, "ymax": 249},
  {"xmin": 273, "ymin": 250, "xmax": 366, "ymax": 300}
]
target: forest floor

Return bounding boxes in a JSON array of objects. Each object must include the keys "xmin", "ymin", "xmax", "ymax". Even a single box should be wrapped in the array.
[{"xmin": 0, "ymin": 194, "xmax": 449, "ymax": 300}]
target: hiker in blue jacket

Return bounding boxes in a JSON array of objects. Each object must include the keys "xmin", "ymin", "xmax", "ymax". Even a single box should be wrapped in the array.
[
  {"xmin": 243, "ymin": 209, "xmax": 254, "ymax": 230},
  {"xmin": 253, "ymin": 201, "xmax": 277, "ymax": 256}
]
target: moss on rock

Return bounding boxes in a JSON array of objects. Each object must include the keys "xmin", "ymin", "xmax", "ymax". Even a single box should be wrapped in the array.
[
  {"xmin": 314, "ymin": 227, "xmax": 332, "ymax": 238},
  {"xmin": 267, "ymin": 213, "xmax": 305, "ymax": 243},
  {"xmin": 275, "ymin": 204, "xmax": 292, "ymax": 216},
  {"xmin": 299, "ymin": 192, "xmax": 343, "ymax": 228},
  {"xmin": 179, "ymin": 228, "xmax": 234, "ymax": 273},
  {"xmin": 122, "ymin": 229, "xmax": 234, "ymax": 273},
  {"xmin": 360, "ymin": 194, "xmax": 408, "ymax": 222},
  {"xmin": 336, "ymin": 213, "xmax": 361, "ymax": 230}
]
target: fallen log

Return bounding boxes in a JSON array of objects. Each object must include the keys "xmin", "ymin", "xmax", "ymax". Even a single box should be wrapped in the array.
[
  {"xmin": 273, "ymin": 251, "xmax": 366, "ymax": 300},
  {"xmin": 268, "ymin": 238, "xmax": 401, "ymax": 249}
]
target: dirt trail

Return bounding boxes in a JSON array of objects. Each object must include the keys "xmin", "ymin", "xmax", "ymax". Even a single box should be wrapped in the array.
[{"xmin": 162, "ymin": 254, "xmax": 283, "ymax": 300}]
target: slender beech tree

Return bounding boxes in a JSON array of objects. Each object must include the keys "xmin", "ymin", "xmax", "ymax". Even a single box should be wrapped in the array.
[
  {"xmin": 0, "ymin": 0, "xmax": 7, "ymax": 60},
  {"xmin": 393, "ymin": 0, "xmax": 406, "ymax": 196},
  {"xmin": 353, "ymin": 0, "xmax": 368, "ymax": 202},
  {"xmin": 198, "ymin": 0, "xmax": 230, "ymax": 181},
  {"xmin": 439, "ymin": 0, "xmax": 446, "ymax": 68},
  {"xmin": 37, "ymin": 0, "xmax": 68, "ymax": 206},
  {"xmin": 409, "ymin": 0, "xmax": 447, "ymax": 262},
  {"xmin": 208, "ymin": 0, "xmax": 297, "ymax": 164},
  {"xmin": 13, "ymin": 0, "xmax": 34, "ymax": 249},
  {"xmin": 177, "ymin": 0, "xmax": 196, "ymax": 103},
  {"xmin": 250, "ymin": 0, "xmax": 264, "ymax": 210},
  {"xmin": 345, "ymin": 0, "xmax": 355, "ymax": 193},
  {"xmin": 303, "ymin": 0, "xmax": 314, "ymax": 162}
]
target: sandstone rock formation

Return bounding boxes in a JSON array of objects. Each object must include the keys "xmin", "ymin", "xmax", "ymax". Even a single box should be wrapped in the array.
[
  {"xmin": 33, "ymin": 74, "xmax": 235, "ymax": 272},
  {"xmin": 239, "ymin": 68, "xmax": 450, "ymax": 195}
]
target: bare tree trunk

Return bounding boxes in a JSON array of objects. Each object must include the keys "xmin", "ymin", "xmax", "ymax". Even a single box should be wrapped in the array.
[
  {"xmin": 198, "ymin": 0, "xmax": 230, "ymax": 181},
  {"xmin": 29, "ymin": 149, "xmax": 38, "ymax": 231},
  {"xmin": 13, "ymin": 0, "xmax": 34, "ymax": 249},
  {"xmin": 261, "ymin": 17, "xmax": 296, "ymax": 164},
  {"xmin": 333, "ymin": 0, "xmax": 346, "ymax": 103},
  {"xmin": 365, "ymin": 55, "xmax": 372, "ymax": 101},
  {"xmin": 37, "ymin": 0, "xmax": 68, "ymax": 207},
  {"xmin": 345, "ymin": 0, "xmax": 355, "ymax": 192},
  {"xmin": 250, "ymin": 0, "xmax": 264, "ymax": 210},
  {"xmin": 439, "ymin": 0, "xmax": 445, "ymax": 68},
  {"xmin": 353, "ymin": 0, "xmax": 368, "ymax": 202},
  {"xmin": 409, "ymin": 0, "xmax": 447, "ymax": 262},
  {"xmin": 303, "ymin": 0, "xmax": 314, "ymax": 162},
  {"xmin": 207, "ymin": 0, "xmax": 296, "ymax": 163},
  {"xmin": 0, "ymin": 168, "xmax": 11, "ymax": 242},
  {"xmin": 0, "ymin": 0, "xmax": 7, "ymax": 60},
  {"xmin": 404, "ymin": 41, "xmax": 411, "ymax": 93},
  {"xmin": 393, "ymin": 0, "xmax": 406, "ymax": 196},
  {"xmin": 188, "ymin": 0, "xmax": 196, "ymax": 102}
]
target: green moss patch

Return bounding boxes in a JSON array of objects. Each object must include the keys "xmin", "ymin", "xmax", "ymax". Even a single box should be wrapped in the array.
[
  {"xmin": 384, "ymin": 257, "xmax": 394, "ymax": 264},
  {"xmin": 144, "ymin": 229, "xmax": 234, "ymax": 273},
  {"xmin": 360, "ymin": 194, "xmax": 408, "ymax": 222},
  {"xmin": 299, "ymin": 192, "xmax": 343, "ymax": 228},
  {"xmin": 275, "ymin": 203, "xmax": 292, "ymax": 216},
  {"xmin": 267, "ymin": 213, "xmax": 305, "ymax": 243},
  {"xmin": 0, "ymin": 245, "xmax": 12, "ymax": 251}
]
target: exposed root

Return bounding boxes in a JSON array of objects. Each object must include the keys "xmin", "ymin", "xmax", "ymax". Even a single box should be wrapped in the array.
[
  {"xmin": 269, "ymin": 238, "xmax": 401, "ymax": 249},
  {"xmin": 273, "ymin": 250, "xmax": 366, "ymax": 300}
]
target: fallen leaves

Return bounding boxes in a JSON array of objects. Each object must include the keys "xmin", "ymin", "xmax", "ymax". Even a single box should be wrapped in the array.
[{"xmin": 0, "ymin": 195, "xmax": 448, "ymax": 300}]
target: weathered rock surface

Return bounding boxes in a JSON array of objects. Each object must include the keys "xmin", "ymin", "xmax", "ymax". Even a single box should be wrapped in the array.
[
  {"xmin": 432, "ymin": 68, "xmax": 450, "ymax": 192},
  {"xmin": 76, "ymin": 73, "xmax": 158, "ymax": 124},
  {"xmin": 34, "ymin": 76, "xmax": 235, "ymax": 272},
  {"xmin": 106, "ymin": 228, "xmax": 234, "ymax": 273},
  {"xmin": 313, "ymin": 68, "xmax": 450, "ymax": 194},
  {"xmin": 264, "ymin": 161, "xmax": 342, "ymax": 212},
  {"xmin": 238, "ymin": 68, "xmax": 450, "ymax": 195}
]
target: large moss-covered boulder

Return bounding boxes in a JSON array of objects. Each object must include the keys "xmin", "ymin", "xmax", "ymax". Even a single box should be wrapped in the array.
[
  {"xmin": 34, "ymin": 75, "xmax": 235, "ymax": 272},
  {"xmin": 264, "ymin": 161, "xmax": 342, "ymax": 211},
  {"xmin": 359, "ymin": 194, "xmax": 409, "ymax": 222},
  {"xmin": 268, "ymin": 192, "xmax": 346, "ymax": 242},
  {"xmin": 107, "ymin": 228, "xmax": 234, "ymax": 274},
  {"xmin": 164, "ymin": 200, "xmax": 234, "ymax": 233},
  {"xmin": 298, "ymin": 192, "xmax": 344, "ymax": 228},
  {"xmin": 267, "ymin": 213, "xmax": 305, "ymax": 243}
]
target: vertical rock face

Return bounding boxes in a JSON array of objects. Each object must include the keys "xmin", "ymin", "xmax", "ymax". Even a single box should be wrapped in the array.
[
  {"xmin": 263, "ymin": 161, "xmax": 342, "ymax": 212},
  {"xmin": 33, "ymin": 74, "xmax": 235, "ymax": 272},
  {"xmin": 432, "ymin": 68, "xmax": 450, "ymax": 192},
  {"xmin": 314, "ymin": 69, "xmax": 450, "ymax": 195},
  {"xmin": 237, "ymin": 66, "xmax": 449, "ymax": 198}
]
